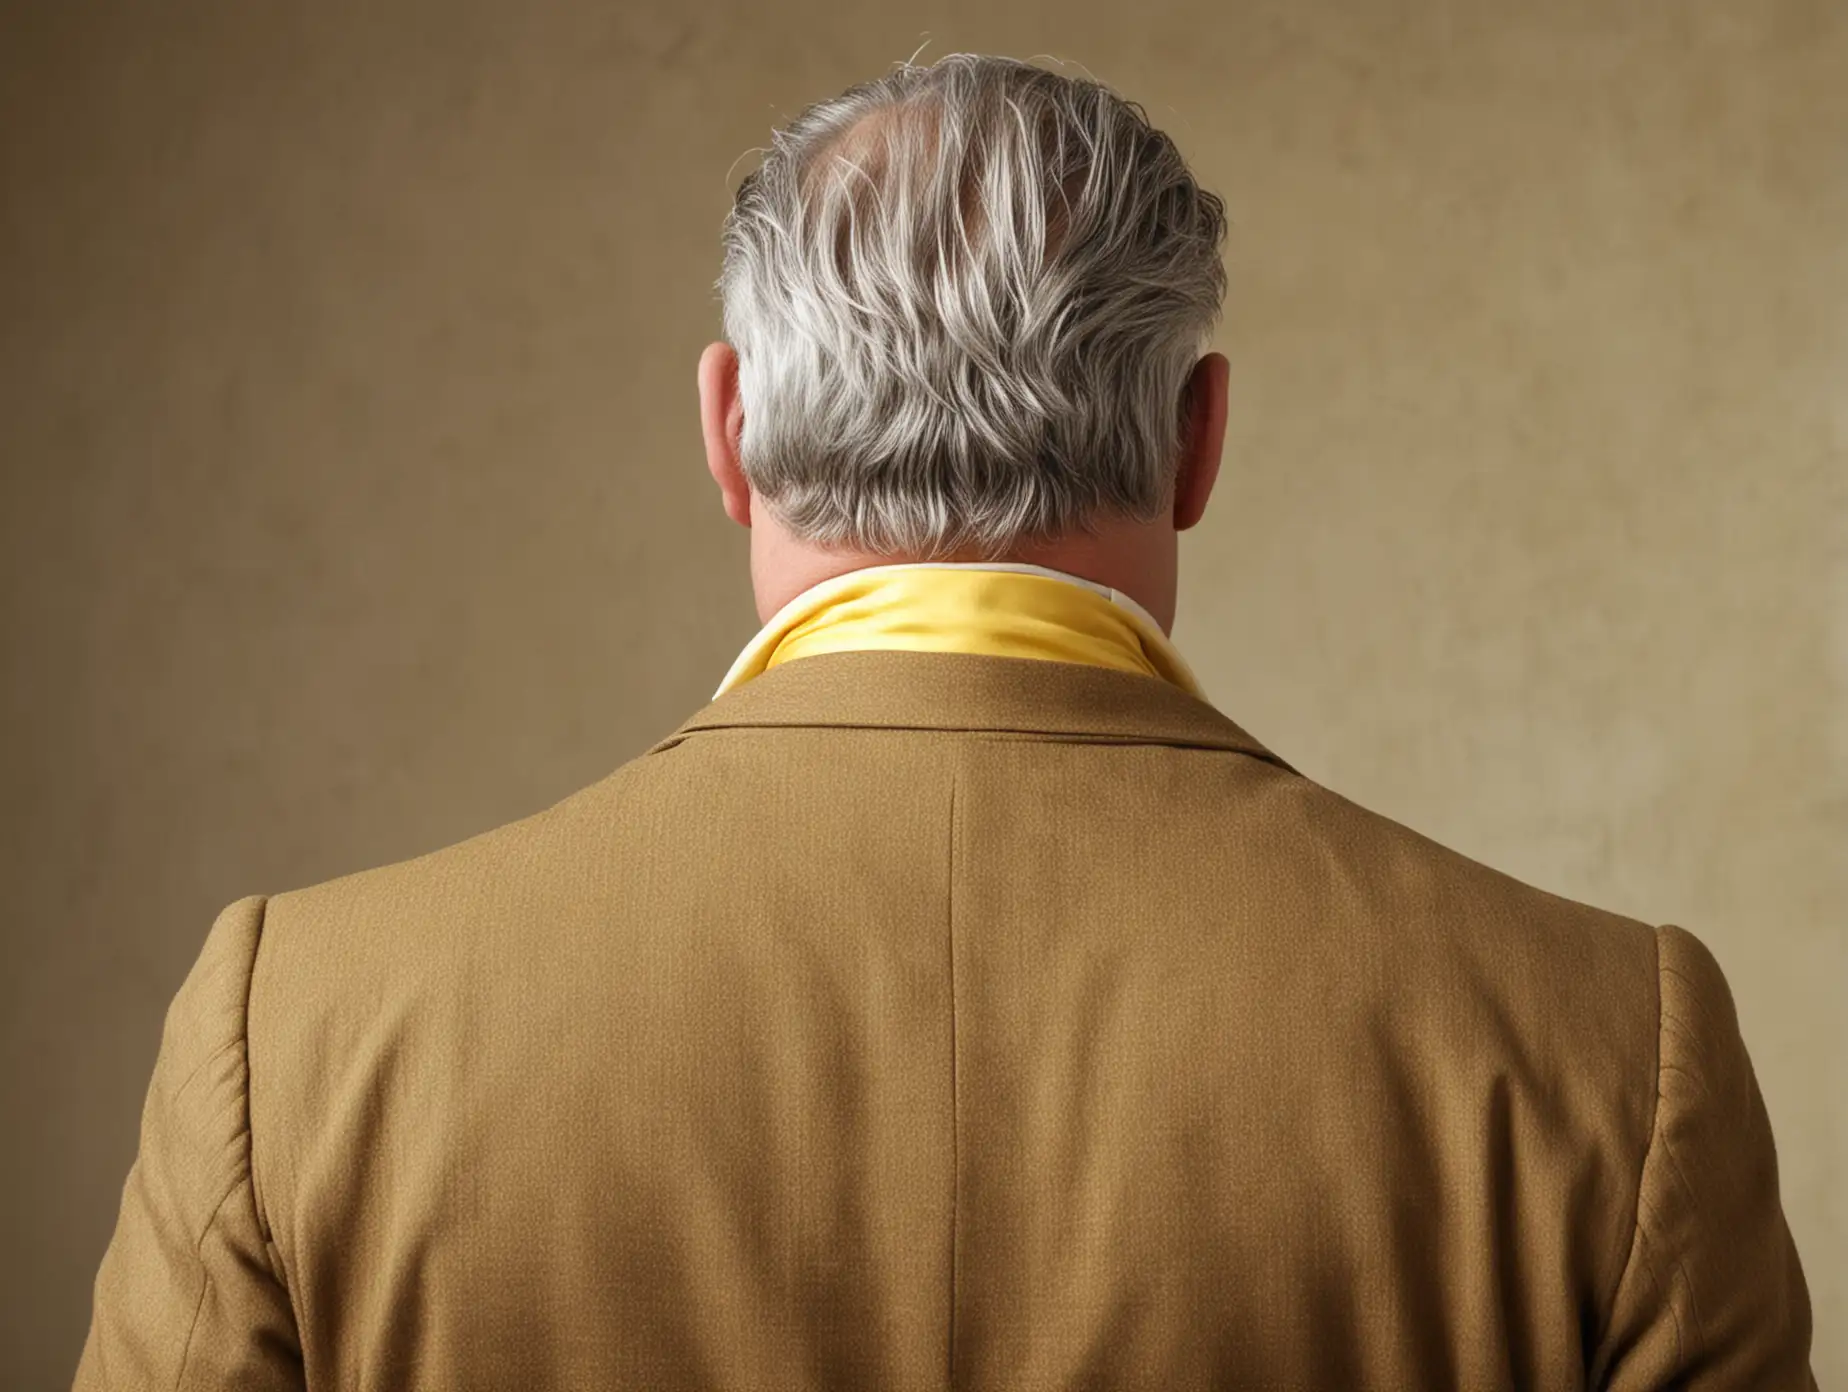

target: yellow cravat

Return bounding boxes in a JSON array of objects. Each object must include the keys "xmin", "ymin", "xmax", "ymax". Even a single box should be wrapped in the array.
[{"xmin": 713, "ymin": 562, "xmax": 1207, "ymax": 700}]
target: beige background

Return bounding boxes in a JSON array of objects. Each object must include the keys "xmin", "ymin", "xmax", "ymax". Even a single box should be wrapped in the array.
[{"xmin": 3, "ymin": 0, "xmax": 1842, "ymax": 1383}]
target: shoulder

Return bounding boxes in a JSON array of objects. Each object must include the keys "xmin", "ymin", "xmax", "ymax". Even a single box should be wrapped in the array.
[
  {"xmin": 240, "ymin": 753, "xmax": 684, "ymax": 1039},
  {"xmin": 264, "ymin": 755, "xmax": 653, "ymax": 932},
  {"xmin": 137, "ymin": 894, "xmax": 272, "ymax": 1242},
  {"xmin": 1254, "ymin": 767, "xmax": 1662, "ymax": 986},
  {"xmin": 1242, "ymin": 770, "xmax": 1667, "ymax": 1129}
]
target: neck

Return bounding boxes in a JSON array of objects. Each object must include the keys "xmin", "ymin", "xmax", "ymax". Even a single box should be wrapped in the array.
[{"xmin": 750, "ymin": 510, "xmax": 1181, "ymax": 634}]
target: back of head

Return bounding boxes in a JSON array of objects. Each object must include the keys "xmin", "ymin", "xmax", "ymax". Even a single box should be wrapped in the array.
[{"xmin": 718, "ymin": 53, "xmax": 1228, "ymax": 560}]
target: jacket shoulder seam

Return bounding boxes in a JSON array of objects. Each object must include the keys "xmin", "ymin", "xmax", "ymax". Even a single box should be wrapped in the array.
[{"xmin": 1594, "ymin": 921, "xmax": 1671, "ymax": 1378}]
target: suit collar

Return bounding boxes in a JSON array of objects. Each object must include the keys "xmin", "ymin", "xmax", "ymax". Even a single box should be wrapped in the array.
[{"xmin": 648, "ymin": 649, "xmax": 1297, "ymax": 773}]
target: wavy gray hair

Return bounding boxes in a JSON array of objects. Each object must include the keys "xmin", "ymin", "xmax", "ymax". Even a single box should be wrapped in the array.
[{"xmin": 715, "ymin": 53, "xmax": 1228, "ymax": 560}]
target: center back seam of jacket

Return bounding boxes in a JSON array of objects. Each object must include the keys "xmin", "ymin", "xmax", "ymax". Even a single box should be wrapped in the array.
[{"xmin": 946, "ymin": 766, "xmax": 961, "ymax": 1392}]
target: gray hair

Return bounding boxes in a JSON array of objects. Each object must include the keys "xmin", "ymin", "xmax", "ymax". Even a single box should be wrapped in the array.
[{"xmin": 716, "ymin": 53, "xmax": 1228, "ymax": 560}]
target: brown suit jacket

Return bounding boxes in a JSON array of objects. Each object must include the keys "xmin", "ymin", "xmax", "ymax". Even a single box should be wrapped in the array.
[{"xmin": 76, "ymin": 650, "xmax": 1814, "ymax": 1390}]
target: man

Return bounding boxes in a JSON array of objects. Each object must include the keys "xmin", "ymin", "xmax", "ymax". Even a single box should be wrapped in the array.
[{"xmin": 76, "ymin": 52, "xmax": 1813, "ymax": 1391}]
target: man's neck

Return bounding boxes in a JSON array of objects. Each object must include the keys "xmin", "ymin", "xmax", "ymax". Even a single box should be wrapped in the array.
[{"xmin": 747, "ymin": 509, "xmax": 1181, "ymax": 634}]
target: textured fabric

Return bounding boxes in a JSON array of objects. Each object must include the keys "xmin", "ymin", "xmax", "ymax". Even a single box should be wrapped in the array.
[
  {"xmin": 712, "ymin": 561, "xmax": 1205, "ymax": 699},
  {"xmin": 75, "ymin": 896, "xmax": 301, "ymax": 1391},
  {"xmin": 75, "ymin": 650, "xmax": 1815, "ymax": 1390}
]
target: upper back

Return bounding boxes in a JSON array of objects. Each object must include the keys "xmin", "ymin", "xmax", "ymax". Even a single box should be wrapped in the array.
[{"xmin": 248, "ymin": 651, "xmax": 1666, "ymax": 1390}]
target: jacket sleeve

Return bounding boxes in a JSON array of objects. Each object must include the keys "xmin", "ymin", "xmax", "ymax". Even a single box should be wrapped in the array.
[
  {"xmin": 73, "ymin": 895, "xmax": 304, "ymax": 1391},
  {"xmin": 1594, "ymin": 922, "xmax": 1815, "ymax": 1391}
]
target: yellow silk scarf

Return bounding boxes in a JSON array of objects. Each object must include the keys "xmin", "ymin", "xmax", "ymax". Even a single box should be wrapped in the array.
[{"xmin": 712, "ymin": 562, "xmax": 1206, "ymax": 700}]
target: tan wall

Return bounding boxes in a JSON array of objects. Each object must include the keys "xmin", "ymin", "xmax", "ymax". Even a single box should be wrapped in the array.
[{"xmin": 3, "ymin": 0, "xmax": 1842, "ymax": 1383}]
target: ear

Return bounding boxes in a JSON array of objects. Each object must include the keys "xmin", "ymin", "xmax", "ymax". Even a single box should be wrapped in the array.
[
  {"xmin": 699, "ymin": 340, "xmax": 751, "ymax": 528},
  {"xmin": 1173, "ymin": 352, "xmax": 1228, "ymax": 532}
]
